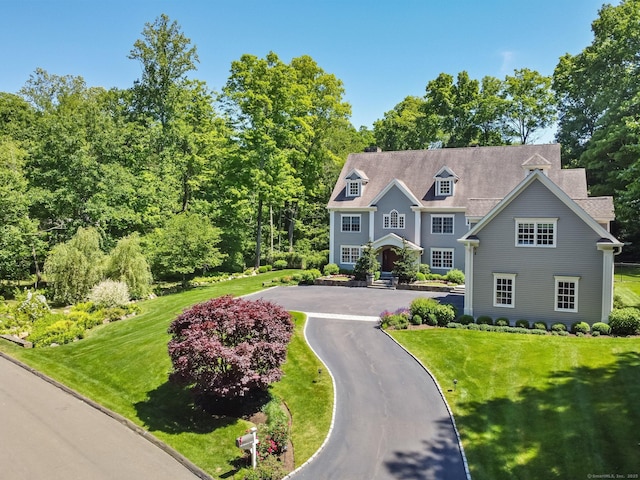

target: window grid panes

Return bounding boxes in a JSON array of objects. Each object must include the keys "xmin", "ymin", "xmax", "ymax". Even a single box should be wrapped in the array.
[
  {"xmin": 341, "ymin": 215, "xmax": 361, "ymax": 232},
  {"xmin": 516, "ymin": 219, "xmax": 556, "ymax": 247},
  {"xmin": 495, "ymin": 276, "xmax": 514, "ymax": 307},
  {"xmin": 383, "ymin": 210, "xmax": 405, "ymax": 229},
  {"xmin": 556, "ymin": 280, "xmax": 576, "ymax": 311},
  {"xmin": 431, "ymin": 249, "xmax": 453, "ymax": 269},
  {"xmin": 340, "ymin": 246, "xmax": 361, "ymax": 264},
  {"xmin": 436, "ymin": 179, "xmax": 453, "ymax": 196},
  {"xmin": 347, "ymin": 181, "xmax": 360, "ymax": 197},
  {"xmin": 432, "ymin": 215, "xmax": 454, "ymax": 234}
]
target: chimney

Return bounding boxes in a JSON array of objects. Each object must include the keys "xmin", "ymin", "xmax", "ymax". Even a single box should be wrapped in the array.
[{"xmin": 364, "ymin": 145, "xmax": 382, "ymax": 153}]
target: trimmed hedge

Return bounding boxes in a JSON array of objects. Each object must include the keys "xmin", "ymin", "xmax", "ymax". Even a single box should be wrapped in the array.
[
  {"xmin": 515, "ymin": 319, "xmax": 530, "ymax": 329},
  {"xmin": 571, "ymin": 321, "xmax": 590, "ymax": 334},
  {"xmin": 608, "ymin": 307, "xmax": 640, "ymax": 336},
  {"xmin": 591, "ymin": 322, "xmax": 611, "ymax": 335},
  {"xmin": 476, "ymin": 315, "xmax": 493, "ymax": 325}
]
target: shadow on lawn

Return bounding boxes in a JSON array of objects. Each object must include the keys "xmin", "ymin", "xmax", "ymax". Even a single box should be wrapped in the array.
[
  {"xmin": 134, "ymin": 381, "xmax": 235, "ymax": 434},
  {"xmin": 455, "ymin": 351, "xmax": 640, "ymax": 479}
]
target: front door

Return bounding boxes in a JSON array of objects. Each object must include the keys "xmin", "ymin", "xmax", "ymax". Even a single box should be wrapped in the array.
[{"xmin": 382, "ymin": 248, "xmax": 399, "ymax": 272}]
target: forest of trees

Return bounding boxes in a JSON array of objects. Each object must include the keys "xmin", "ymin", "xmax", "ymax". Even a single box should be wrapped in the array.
[{"xmin": 1, "ymin": 1, "xmax": 639, "ymax": 296}]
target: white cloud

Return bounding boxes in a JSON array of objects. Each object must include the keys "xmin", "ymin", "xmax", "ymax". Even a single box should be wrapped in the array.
[{"xmin": 500, "ymin": 50, "xmax": 515, "ymax": 76}]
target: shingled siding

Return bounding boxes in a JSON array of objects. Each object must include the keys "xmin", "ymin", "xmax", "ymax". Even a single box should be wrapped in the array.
[
  {"xmin": 471, "ymin": 180, "xmax": 605, "ymax": 326},
  {"xmin": 420, "ymin": 211, "xmax": 467, "ymax": 271}
]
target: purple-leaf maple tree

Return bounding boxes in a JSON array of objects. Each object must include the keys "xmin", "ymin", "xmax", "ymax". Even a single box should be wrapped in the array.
[{"xmin": 167, "ymin": 295, "xmax": 294, "ymax": 399}]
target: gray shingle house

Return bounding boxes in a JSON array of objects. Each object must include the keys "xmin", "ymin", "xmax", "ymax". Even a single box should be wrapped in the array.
[{"xmin": 327, "ymin": 144, "xmax": 623, "ymax": 325}]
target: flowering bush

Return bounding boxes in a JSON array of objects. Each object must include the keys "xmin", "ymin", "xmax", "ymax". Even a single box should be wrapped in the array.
[
  {"xmin": 87, "ymin": 280, "xmax": 130, "ymax": 308},
  {"xmin": 168, "ymin": 295, "xmax": 293, "ymax": 400},
  {"xmin": 379, "ymin": 308, "xmax": 411, "ymax": 329}
]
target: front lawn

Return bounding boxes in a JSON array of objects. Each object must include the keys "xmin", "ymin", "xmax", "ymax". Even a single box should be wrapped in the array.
[
  {"xmin": 615, "ymin": 264, "xmax": 640, "ymax": 308},
  {"xmin": 0, "ymin": 270, "xmax": 332, "ymax": 479},
  {"xmin": 390, "ymin": 328, "xmax": 640, "ymax": 479}
]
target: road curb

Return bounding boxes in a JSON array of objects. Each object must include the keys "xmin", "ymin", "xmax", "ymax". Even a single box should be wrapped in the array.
[
  {"xmin": 381, "ymin": 330, "xmax": 473, "ymax": 480},
  {"xmin": 0, "ymin": 351, "xmax": 213, "ymax": 480}
]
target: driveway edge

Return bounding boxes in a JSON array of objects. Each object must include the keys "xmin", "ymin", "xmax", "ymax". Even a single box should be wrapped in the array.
[
  {"xmin": 282, "ymin": 313, "xmax": 338, "ymax": 479},
  {"xmin": 0, "ymin": 351, "xmax": 213, "ymax": 480},
  {"xmin": 381, "ymin": 330, "xmax": 472, "ymax": 480}
]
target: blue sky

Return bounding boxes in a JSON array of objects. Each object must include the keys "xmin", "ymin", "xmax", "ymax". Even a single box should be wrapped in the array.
[{"xmin": 1, "ymin": 0, "xmax": 608, "ymax": 133}]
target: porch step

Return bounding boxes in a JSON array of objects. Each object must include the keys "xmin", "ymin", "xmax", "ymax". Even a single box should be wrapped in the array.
[
  {"xmin": 450, "ymin": 284, "xmax": 466, "ymax": 294},
  {"xmin": 369, "ymin": 279, "xmax": 395, "ymax": 289}
]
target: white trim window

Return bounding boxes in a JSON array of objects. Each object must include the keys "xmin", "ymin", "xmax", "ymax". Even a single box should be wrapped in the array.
[
  {"xmin": 383, "ymin": 209, "xmax": 405, "ymax": 229},
  {"xmin": 341, "ymin": 214, "xmax": 361, "ymax": 232},
  {"xmin": 436, "ymin": 178, "xmax": 454, "ymax": 196},
  {"xmin": 515, "ymin": 218, "xmax": 557, "ymax": 247},
  {"xmin": 340, "ymin": 245, "xmax": 362, "ymax": 265},
  {"xmin": 432, "ymin": 214, "xmax": 454, "ymax": 234},
  {"xmin": 346, "ymin": 180, "xmax": 361, "ymax": 197},
  {"xmin": 555, "ymin": 276, "xmax": 579, "ymax": 312},
  {"xmin": 431, "ymin": 248, "xmax": 454, "ymax": 270},
  {"xmin": 493, "ymin": 273, "xmax": 516, "ymax": 308}
]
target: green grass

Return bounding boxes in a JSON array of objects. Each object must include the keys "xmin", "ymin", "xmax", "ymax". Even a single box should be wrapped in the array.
[
  {"xmin": 615, "ymin": 264, "xmax": 640, "ymax": 308},
  {"xmin": 0, "ymin": 270, "xmax": 332, "ymax": 479},
  {"xmin": 390, "ymin": 328, "xmax": 640, "ymax": 479}
]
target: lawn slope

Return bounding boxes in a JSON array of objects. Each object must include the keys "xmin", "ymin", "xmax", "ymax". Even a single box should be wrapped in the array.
[
  {"xmin": 391, "ymin": 328, "xmax": 640, "ymax": 479},
  {"xmin": 0, "ymin": 271, "xmax": 332, "ymax": 479}
]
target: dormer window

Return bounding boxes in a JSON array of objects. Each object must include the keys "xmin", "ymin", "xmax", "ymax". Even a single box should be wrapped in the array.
[
  {"xmin": 436, "ymin": 178, "xmax": 454, "ymax": 196},
  {"xmin": 346, "ymin": 180, "xmax": 361, "ymax": 197},
  {"xmin": 344, "ymin": 168, "xmax": 368, "ymax": 198},
  {"xmin": 434, "ymin": 166, "xmax": 458, "ymax": 197}
]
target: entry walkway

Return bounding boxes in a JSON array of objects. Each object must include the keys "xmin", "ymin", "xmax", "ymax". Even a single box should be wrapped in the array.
[{"xmin": 245, "ymin": 286, "xmax": 468, "ymax": 479}]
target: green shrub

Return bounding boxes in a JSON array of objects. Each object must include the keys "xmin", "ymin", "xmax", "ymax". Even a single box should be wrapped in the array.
[
  {"xmin": 14, "ymin": 289, "xmax": 50, "ymax": 323},
  {"xmin": 592, "ymin": 331, "xmax": 601, "ymax": 337},
  {"xmin": 323, "ymin": 263, "xmax": 340, "ymax": 276},
  {"xmin": 410, "ymin": 314, "xmax": 423, "ymax": 326},
  {"xmin": 495, "ymin": 317, "xmax": 510, "ymax": 327},
  {"xmin": 258, "ymin": 265, "xmax": 272, "ymax": 273},
  {"xmin": 244, "ymin": 455, "xmax": 288, "ymax": 480},
  {"xmin": 299, "ymin": 269, "xmax": 322, "ymax": 285},
  {"xmin": 571, "ymin": 321, "xmax": 590, "ymax": 334},
  {"xmin": 424, "ymin": 313, "xmax": 438, "ymax": 326},
  {"xmin": 419, "ymin": 264, "xmax": 431, "ymax": 275},
  {"xmin": 532, "ymin": 321, "xmax": 548, "ymax": 331},
  {"xmin": 551, "ymin": 322, "xmax": 567, "ymax": 332},
  {"xmin": 29, "ymin": 314, "xmax": 84, "ymax": 347},
  {"xmin": 304, "ymin": 251, "xmax": 328, "ymax": 270},
  {"xmin": 515, "ymin": 319, "xmax": 530, "ymax": 329},
  {"xmin": 415, "ymin": 272, "xmax": 426, "ymax": 282},
  {"xmin": 379, "ymin": 309, "xmax": 410, "ymax": 330},
  {"xmin": 87, "ymin": 280, "xmax": 130, "ymax": 308},
  {"xmin": 273, "ymin": 259, "xmax": 288, "ymax": 270},
  {"xmin": 608, "ymin": 307, "xmax": 640, "ymax": 336},
  {"xmin": 458, "ymin": 314, "xmax": 474, "ymax": 325},
  {"xmin": 425, "ymin": 273, "xmax": 446, "ymax": 281},
  {"xmin": 591, "ymin": 322, "xmax": 611, "ymax": 335},
  {"xmin": 467, "ymin": 323, "xmax": 480, "ymax": 330},
  {"xmin": 476, "ymin": 315, "xmax": 493, "ymax": 325},
  {"xmin": 409, "ymin": 297, "xmax": 440, "ymax": 319},
  {"xmin": 445, "ymin": 268, "xmax": 465, "ymax": 285},
  {"xmin": 435, "ymin": 304, "xmax": 456, "ymax": 326},
  {"xmin": 613, "ymin": 294, "xmax": 624, "ymax": 309},
  {"xmin": 447, "ymin": 322, "xmax": 463, "ymax": 329}
]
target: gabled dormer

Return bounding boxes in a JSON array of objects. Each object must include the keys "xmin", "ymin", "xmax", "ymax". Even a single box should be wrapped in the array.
[
  {"xmin": 344, "ymin": 168, "xmax": 369, "ymax": 197},
  {"xmin": 434, "ymin": 166, "xmax": 459, "ymax": 197},
  {"xmin": 522, "ymin": 153, "xmax": 551, "ymax": 177}
]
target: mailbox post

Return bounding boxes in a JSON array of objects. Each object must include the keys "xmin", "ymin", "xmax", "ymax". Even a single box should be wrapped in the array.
[{"xmin": 236, "ymin": 426, "xmax": 259, "ymax": 469}]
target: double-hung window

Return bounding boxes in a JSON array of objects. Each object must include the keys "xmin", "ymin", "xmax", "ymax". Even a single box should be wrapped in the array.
[
  {"xmin": 340, "ymin": 246, "xmax": 361, "ymax": 265},
  {"xmin": 383, "ymin": 209, "xmax": 405, "ymax": 229},
  {"xmin": 493, "ymin": 273, "xmax": 516, "ymax": 308},
  {"xmin": 431, "ymin": 248, "xmax": 453, "ymax": 269},
  {"xmin": 432, "ymin": 215, "xmax": 454, "ymax": 234},
  {"xmin": 555, "ymin": 276, "xmax": 579, "ymax": 312},
  {"xmin": 341, "ymin": 214, "xmax": 361, "ymax": 232},
  {"xmin": 515, "ymin": 218, "xmax": 557, "ymax": 247}
]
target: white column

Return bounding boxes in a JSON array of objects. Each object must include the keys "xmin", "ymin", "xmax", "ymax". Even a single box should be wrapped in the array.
[
  {"xmin": 601, "ymin": 248, "xmax": 615, "ymax": 322},
  {"xmin": 464, "ymin": 242, "xmax": 475, "ymax": 316},
  {"xmin": 414, "ymin": 210, "xmax": 422, "ymax": 249},
  {"xmin": 369, "ymin": 210, "xmax": 375, "ymax": 242},
  {"xmin": 329, "ymin": 210, "xmax": 335, "ymax": 264}
]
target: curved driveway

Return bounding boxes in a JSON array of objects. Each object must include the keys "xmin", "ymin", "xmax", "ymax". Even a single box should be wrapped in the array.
[
  {"xmin": 245, "ymin": 286, "xmax": 468, "ymax": 480},
  {"xmin": 0, "ymin": 354, "xmax": 203, "ymax": 480}
]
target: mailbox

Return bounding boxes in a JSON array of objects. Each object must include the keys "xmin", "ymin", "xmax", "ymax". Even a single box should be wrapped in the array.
[{"xmin": 236, "ymin": 433, "xmax": 254, "ymax": 450}]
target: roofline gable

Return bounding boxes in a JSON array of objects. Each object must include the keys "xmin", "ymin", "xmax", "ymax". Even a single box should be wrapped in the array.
[
  {"xmin": 459, "ymin": 170, "xmax": 621, "ymax": 245},
  {"xmin": 344, "ymin": 168, "xmax": 369, "ymax": 183},
  {"xmin": 372, "ymin": 233, "xmax": 423, "ymax": 252},
  {"xmin": 433, "ymin": 166, "xmax": 459, "ymax": 180},
  {"xmin": 368, "ymin": 178, "xmax": 422, "ymax": 207}
]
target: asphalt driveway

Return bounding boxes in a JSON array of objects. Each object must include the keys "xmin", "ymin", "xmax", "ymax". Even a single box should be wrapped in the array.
[{"xmin": 245, "ymin": 286, "xmax": 468, "ymax": 480}]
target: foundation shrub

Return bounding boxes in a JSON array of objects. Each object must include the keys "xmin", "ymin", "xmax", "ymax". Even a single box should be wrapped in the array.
[
  {"xmin": 458, "ymin": 314, "xmax": 475, "ymax": 325},
  {"xmin": 608, "ymin": 307, "xmax": 640, "ymax": 336},
  {"xmin": 476, "ymin": 315, "xmax": 493, "ymax": 325},
  {"xmin": 323, "ymin": 263, "xmax": 340, "ymax": 276},
  {"xmin": 571, "ymin": 321, "xmax": 590, "ymax": 335},
  {"xmin": 532, "ymin": 321, "xmax": 548, "ymax": 331},
  {"xmin": 591, "ymin": 322, "xmax": 611, "ymax": 335},
  {"xmin": 515, "ymin": 319, "xmax": 530, "ymax": 329},
  {"xmin": 495, "ymin": 317, "xmax": 510, "ymax": 327},
  {"xmin": 551, "ymin": 322, "xmax": 567, "ymax": 332}
]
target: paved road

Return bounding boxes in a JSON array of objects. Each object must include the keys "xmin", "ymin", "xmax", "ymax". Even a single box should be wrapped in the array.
[
  {"xmin": 0, "ymin": 355, "xmax": 202, "ymax": 480},
  {"xmin": 245, "ymin": 286, "xmax": 468, "ymax": 480}
]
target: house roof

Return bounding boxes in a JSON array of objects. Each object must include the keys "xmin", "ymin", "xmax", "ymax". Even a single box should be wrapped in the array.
[
  {"xmin": 459, "ymin": 169, "xmax": 621, "ymax": 246},
  {"xmin": 329, "ymin": 144, "xmax": 572, "ymax": 209},
  {"xmin": 327, "ymin": 144, "xmax": 613, "ymax": 222}
]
